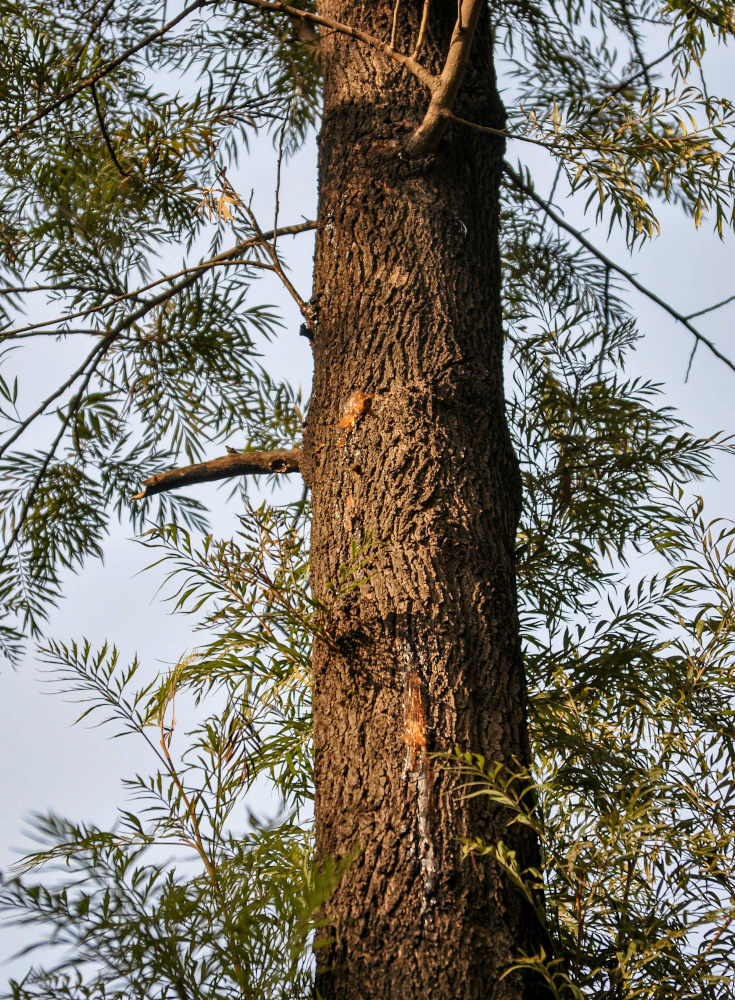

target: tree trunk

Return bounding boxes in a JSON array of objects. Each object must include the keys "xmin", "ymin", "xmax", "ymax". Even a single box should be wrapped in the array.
[{"xmin": 301, "ymin": 4, "xmax": 548, "ymax": 997}]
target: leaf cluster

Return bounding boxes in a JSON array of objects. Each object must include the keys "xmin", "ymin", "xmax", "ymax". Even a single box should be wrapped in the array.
[{"xmin": 1, "ymin": 499, "xmax": 330, "ymax": 1000}]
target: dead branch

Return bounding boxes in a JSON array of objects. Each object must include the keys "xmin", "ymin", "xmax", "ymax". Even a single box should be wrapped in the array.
[{"xmin": 132, "ymin": 449, "xmax": 302, "ymax": 499}]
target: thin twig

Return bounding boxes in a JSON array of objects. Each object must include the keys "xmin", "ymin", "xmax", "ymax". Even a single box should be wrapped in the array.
[
  {"xmin": 1, "ymin": 221, "xmax": 316, "ymax": 341},
  {"xmin": 442, "ymin": 106, "xmax": 715, "ymax": 157},
  {"xmin": 412, "ymin": 0, "xmax": 431, "ymax": 59},
  {"xmin": 686, "ymin": 292, "xmax": 735, "ymax": 320},
  {"xmin": 619, "ymin": 0, "xmax": 653, "ymax": 97},
  {"xmin": 241, "ymin": 203, "xmax": 312, "ymax": 326},
  {"xmin": 272, "ymin": 117, "xmax": 288, "ymax": 251},
  {"xmin": 91, "ymin": 82, "xmax": 129, "ymax": 177},
  {"xmin": 503, "ymin": 161, "xmax": 735, "ymax": 378},
  {"xmin": 132, "ymin": 448, "xmax": 302, "ymax": 499},
  {"xmin": 0, "ymin": 282, "xmax": 80, "ymax": 297},
  {"xmin": 390, "ymin": 0, "xmax": 402, "ymax": 50}
]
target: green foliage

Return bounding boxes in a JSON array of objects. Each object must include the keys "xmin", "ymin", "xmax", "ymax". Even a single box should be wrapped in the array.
[
  {"xmin": 499, "ymin": 0, "xmax": 735, "ymax": 240},
  {"xmin": 0, "ymin": 0, "xmax": 320, "ymax": 652},
  {"xmin": 2, "ymin": 500, "xmax": 328, "ymax": 1000},
  {"xmin": 1, "ymin": 1, "xmax": 735, "ymax": 998},
  {"xmin": 454, "ymin": 495, "xmax": 735, "ymax": 996}
]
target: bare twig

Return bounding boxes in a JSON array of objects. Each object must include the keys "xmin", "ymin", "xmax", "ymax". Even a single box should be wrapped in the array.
[
  {"xmin": 503, "ymin": 161, "xmax": 735, "ymax": 378},
  {"xmin": 412, "ymin": 0, "xmax": 432, "ymax": 59},
  {"xmin": 272, "ymin": 118, "xmax": 288, "ymax": 250},
  {"xmin": 390, "ymin": 0, "xmax": 402, "ymax": 50},
  {"xmin": 1, "ymin": 221, "xmax": 316, "ymax": 341},
  {"xmin": 91, "ymin": 82, "xmax": 129, "ymax": 177},
  {"xmin": 404, "ymin": 0, "xmax": 484, "ymax": 157},
  {"xmin": 241, "ymin": 203, "xmax": 312, "ymax": 326},
  {"xmin": 686, "ymin": 292, "xmax": 735, "ymax": 320},
  {"xmin": 619, "ymin": 0, "xmax": 653, "ymax": 97},
  {"xmin": 132, "ymin": 448, "xmax": 302, "ymax": 499}
]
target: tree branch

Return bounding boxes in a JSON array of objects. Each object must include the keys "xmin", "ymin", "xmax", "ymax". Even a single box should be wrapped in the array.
[
  {"xmin": 239, "ymin": 0, "xmax": 435, "ymax": 88},
  {"xmin": 403, "ymin": 0, "xmax": 484, "ymax": 157},
  {"xmin": 91, "ymin": 82, "xmax": 129, "ymax": 177},
  {"xmin": 503, "ymin": 161, "xmax": 735, "ymax": 378},
  {"xmin": 132, "ymin": 449, "xmax": 302, "ymax": 499},
  {"xmin": 687, "ymin": 292, "xmax": 735, "ymax": 320},
  {"xmin": 1, "ymin": 221, "xmax": 316, "ymax": 341}
]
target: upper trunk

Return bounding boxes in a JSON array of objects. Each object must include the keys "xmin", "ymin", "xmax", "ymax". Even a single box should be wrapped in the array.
[{"xmin": 301, "ymin": 4, "xmax": 548, "ymax": 997}]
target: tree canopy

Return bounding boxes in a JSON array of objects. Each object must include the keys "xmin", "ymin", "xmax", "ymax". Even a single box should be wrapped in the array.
[{"xmin": 2, "ymin": 1, "xmax": 735, "ymax": 997}]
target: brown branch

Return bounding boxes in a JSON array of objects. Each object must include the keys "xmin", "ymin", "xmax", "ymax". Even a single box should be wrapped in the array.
[
  {"xmin": 403, "ymin": 0, "xmax": 484, "ymax": 157},
  {"xmin": 132, "ymin": 449, "xmax": 302, "ymax": 499},
  {"xmin": 412, "ymin": 0, "xmax": 432, "ymax": 59},
  {"xmin": 503, "ymin": 161, "xmax": 735, "ymax": 378},
  {"xmin": 236, "ymin": 0, "xmax": 434, "ymax": 88}
]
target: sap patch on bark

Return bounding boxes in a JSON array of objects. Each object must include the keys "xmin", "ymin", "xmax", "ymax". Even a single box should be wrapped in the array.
[{"xmin": 336, "ymin": 389, "xmax": 373, "ymax": 447}]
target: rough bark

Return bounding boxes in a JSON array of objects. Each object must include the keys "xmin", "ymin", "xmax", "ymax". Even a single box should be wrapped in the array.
[{"xmin": 301, "ymin": 4, "xmax": 548, "ymax": 997}]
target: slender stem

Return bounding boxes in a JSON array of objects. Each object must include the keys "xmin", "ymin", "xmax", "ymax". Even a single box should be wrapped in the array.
[
  {"xmin": 687, "ymin": 291, "xmax": 735, "ymax": 320},
  {"xmin": 390, "ymin": 0, "xmax": 402, "ymax": 50},
  {"xmin": 412, "ymin": 0, "xmax": 431, "ymax": 58},
  {"xmin": 503, "ymin": 161, "xmax": 735, "ymax": 377},
  {"xmin": 157, "ymin": 718, "xmax": 248, "ymax": 995},
  {"xmin": 241, "ymin": 203, "xmax": 312, "ymax": 326},
  {"xmin": 90, "ymin": 82, "xmax": 129, "ymax": 177}
]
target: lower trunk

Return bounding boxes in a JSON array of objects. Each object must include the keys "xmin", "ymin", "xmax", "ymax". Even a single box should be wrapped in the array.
[{"xmin": 301, "ymin": 5, "xmax": 548, "ymax": 997}]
